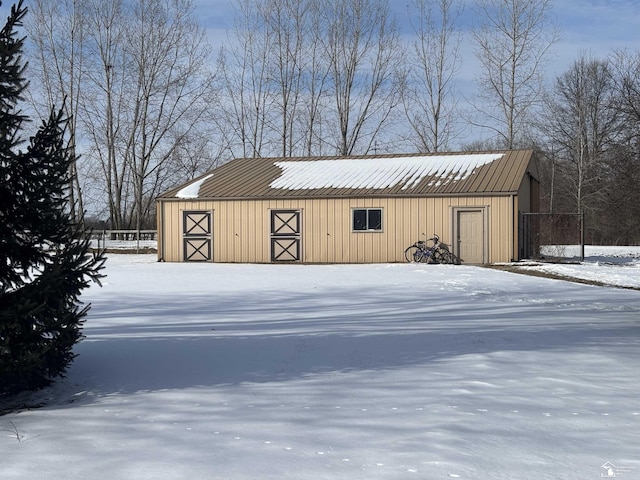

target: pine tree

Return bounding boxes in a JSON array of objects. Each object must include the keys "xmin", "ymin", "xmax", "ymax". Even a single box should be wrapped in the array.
[{"xmin": 0, "ymin": 0, "xmax": 106, "ymax": 395}]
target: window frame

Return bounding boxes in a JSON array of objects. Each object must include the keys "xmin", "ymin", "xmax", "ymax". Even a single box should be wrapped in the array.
[{"xmin": 352, "ymin": 207, "xmax": 383, "ymax": 232}]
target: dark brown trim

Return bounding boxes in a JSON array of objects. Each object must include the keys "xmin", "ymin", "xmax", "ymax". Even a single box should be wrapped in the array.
[{"xmin": 158, "ymin": 191, "xmax": 522, "ymax": 203}]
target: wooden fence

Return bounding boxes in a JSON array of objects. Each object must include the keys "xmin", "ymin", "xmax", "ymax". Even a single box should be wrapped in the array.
[{"xmin": 89, "ymin": 230, "xmax": 158, "ymax": 252}]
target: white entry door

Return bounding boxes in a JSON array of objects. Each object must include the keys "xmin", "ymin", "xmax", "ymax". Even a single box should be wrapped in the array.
[{"xmin": 457, "ymin": 210, "xmax": 484, "ymax": 264}]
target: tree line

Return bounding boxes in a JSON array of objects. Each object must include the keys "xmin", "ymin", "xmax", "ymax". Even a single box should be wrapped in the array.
[
  {"xmin": 539, "ymin": 52, "xmax": 640, "ymax": 245},
  {"xmin": 18, "ymin": 0, "xmax": 640, "ymax": 244}
]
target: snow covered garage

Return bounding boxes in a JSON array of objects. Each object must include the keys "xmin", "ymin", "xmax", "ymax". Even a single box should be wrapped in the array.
[{"xmin": 156, "ymin": 150, "xmax": 539, "ymax": 264}]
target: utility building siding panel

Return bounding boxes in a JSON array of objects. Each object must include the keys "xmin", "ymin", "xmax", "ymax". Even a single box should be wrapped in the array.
[{"xmin": 158, "ymin": 196, "xmax": 516, "ymax": 263}]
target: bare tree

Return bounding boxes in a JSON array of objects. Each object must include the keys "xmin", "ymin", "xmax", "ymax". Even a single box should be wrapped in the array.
[
  {"xmin": 541, "ymin": 55, "xmax": 620, "ymax": 217},
  {"xmin": 28, "ymin": 0, "xmax": 217, "ymax": 229},
  {"xmin": 605, "ymin": 50, "xmax": 640, "ymax": 243},
  {"xmin": 299, "ymin": 0, "xmax": 330, "ymax": 156},
  {"xmin": 472, "ymin": 0, "xmax": 558, "ymax": 149},
  {"xmin": 80, "ymin": 0, "xmax": 129, "ymax": 230},
  {"xmin": 26, "ymin": 0, "xmax": 87, "ymax": 225},
  {"xmin": 123, "ymin": 0, "xmax": 216, "ymax": 231},
  {"xmin": 219, "ymin": 0, "xmax": 401, "ymax": 158},
  {"xmin": 262, "ymin": 0, "xmax": 309, "ymax": 157},
  {"xmin": 320, "ymin": 0, "xmax": 402, "ymax": 155},
  {"xmin": 612, "ymin": 50, "xmax": 640, "ymax": 143},
  {"xmin": 403, "ymin": 0, "xmax": 462, "ymax": 152},
  {"xmin": 216, "ymin": 0, "xmax": 275, "ymax": 158},
  {"xmin": 218, "ymin": 0, "xmax": 307, "ymax": 158}
]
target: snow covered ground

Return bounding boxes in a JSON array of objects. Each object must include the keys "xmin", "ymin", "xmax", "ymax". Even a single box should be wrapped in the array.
[
  {"xmin": 519, "ymin": 245, "xmax": 640, "ymax": 289},
  {"xmin": 3, "ymin": 253, "xmax": 640, "ymax": 480}
]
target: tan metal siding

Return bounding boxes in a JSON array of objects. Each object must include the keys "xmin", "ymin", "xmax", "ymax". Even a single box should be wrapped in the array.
[
  {"xmin": 158, "ymin": 194, "xmax": 518, "ymax": 263},
  {"xmin": 488, "ymin": 196, "xmax": 512, "ymax": 262}
]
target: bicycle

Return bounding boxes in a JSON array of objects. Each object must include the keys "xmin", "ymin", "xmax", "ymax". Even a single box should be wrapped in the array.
[{"xmin": 404, "ymin": 234, "xmax": 456, "ymax": 264}]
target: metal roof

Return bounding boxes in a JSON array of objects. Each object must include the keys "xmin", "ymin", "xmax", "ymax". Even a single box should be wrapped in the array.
[{"xmin": 158, "ymin": 150, "xmax": 535, "ymax": 200}]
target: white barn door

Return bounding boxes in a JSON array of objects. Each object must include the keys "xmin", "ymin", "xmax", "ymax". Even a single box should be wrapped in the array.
[{"xmin": 457, "ymin": 210, "xmax": 484, "ymax": 264}]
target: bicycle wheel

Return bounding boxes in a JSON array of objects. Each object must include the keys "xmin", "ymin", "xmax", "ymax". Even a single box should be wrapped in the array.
[
  {"xmin": 436, "ymin": 250, "xmax": 453, "ymax": 264},
  {"xmin": 404, "ymin": 245, "xmax": 426, "ymax": 263},
  {"xmin": 404, "ymin": 245, "xmax": 421, "ymax": 262}
]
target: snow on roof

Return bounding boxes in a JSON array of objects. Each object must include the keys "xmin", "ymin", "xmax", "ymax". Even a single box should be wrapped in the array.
[
  {"xmin": 269, "ymin": 154, "xmax": 504, "ymax": 190},
  {"xmin": 175, "ymin": 174, "xmax": 214, "ymax": 198}
]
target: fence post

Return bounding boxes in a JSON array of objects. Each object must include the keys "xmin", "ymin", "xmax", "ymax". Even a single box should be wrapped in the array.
[{"xmin": 580, "ymin": 210, "xmax": 585, "ymax": 262}]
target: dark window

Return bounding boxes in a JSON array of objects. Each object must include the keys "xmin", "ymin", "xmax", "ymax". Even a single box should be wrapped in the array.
[
  {"xmin": 368, "ymin": 209, "xmax": 382, "ymax": 230},
  {"xmin": 353, "ymin": 209, "xmax": 367, "ymax": 230},
  {"xmin": 352, "ymin": 208, "xmax": 383, "ymax": 231}
]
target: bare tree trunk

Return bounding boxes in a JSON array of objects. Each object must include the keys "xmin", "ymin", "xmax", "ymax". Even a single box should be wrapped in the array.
[
  {"xmin": 81, "ymin": 0, "xmax": 127, "ymax": 229},
  {"xmin": 302, "ymin": 3, "xmax": 329, "ymax": 156}
]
